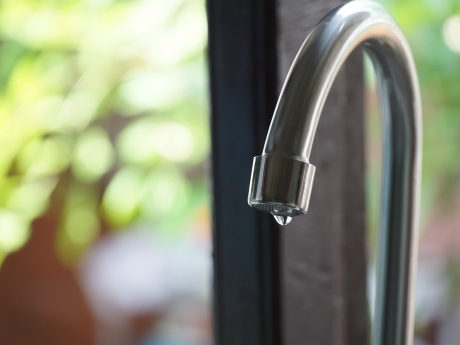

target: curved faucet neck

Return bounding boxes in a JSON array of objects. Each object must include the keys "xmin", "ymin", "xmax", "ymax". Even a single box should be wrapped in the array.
[{"xmin": 263, "ymin": 1, "xmax": 420, "ymax": 162}]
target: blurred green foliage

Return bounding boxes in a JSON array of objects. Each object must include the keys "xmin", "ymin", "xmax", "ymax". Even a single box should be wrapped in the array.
[{"xmin": 0, "ymin": 0, "xmax": 210, "ymax": 263}]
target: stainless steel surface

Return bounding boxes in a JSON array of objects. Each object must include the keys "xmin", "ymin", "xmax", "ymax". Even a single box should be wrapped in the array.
[
  {"xmin": 247, "ymin": 1, "xmax": 422, "ymax": 345},
  {"xmin": 248, "ymin": 155, "xmax": 316, "ymax": 222}
]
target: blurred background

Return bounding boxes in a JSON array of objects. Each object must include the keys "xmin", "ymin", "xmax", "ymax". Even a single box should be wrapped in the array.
[
  {"xmin": 0, "ymin": 0, "xmax": 211, "ymax": 344},
  {"xmin": 0, "ymin": 0, "xmax": 458, "ymax": 344}
]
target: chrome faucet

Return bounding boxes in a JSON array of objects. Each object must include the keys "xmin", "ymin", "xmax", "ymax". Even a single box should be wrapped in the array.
[{"xmin": 247, "ymin": 1, "xmax": 421, "ymax": 345}]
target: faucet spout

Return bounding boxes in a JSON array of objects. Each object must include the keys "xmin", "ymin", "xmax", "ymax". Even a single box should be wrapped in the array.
[{"xmin": 248, "ymin": 1, "xmax": 421, "ymax": 345}]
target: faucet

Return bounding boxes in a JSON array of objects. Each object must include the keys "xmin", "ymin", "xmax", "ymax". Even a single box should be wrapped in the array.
[{"xmin": 247, "ymin": 1, "xmax": 421, "ymax": 345}]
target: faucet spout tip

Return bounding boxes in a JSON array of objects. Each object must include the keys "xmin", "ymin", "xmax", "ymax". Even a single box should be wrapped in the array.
[
  {"xmin": 248, "ymin": 155, "xmax": 316, "ymax": 219},
  {"xmin": 273, "ymin": 215, "xmax": 292, "ymax": 225}
]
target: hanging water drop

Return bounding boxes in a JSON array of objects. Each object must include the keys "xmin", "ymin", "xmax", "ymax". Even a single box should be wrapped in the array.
[{"xmin": 273, "ymin": 215, "xmax": 292, "ymax": 225}]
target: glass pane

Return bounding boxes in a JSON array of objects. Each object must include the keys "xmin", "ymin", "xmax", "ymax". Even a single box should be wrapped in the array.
[{"xmin": 0, "ymin": 1, "xmax": 212, "ymax": 344}]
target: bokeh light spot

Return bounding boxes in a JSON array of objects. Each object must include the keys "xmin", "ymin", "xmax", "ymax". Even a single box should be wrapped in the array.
[
  {"xmin": 64, "ymin": 206, "xmax": 99, "ymax": 245},
  {"xmin": 0, "ymin": 210, "xmax": 30, "ymax": 252},
  {"xmin": 72, "ymin": 126, "xmax": 115, "ymax": 183},
  {"xmin": 152, "ymin": 122, "xmax": 194, "ymax": 162},
  {"xmin": 17, "ymin": 136, "xmax": 72, "ymax": 176},
  {"xmin": 7, "ymin": 178, "xmax": 57, "ymax": 218},
  {"xmin": 443, "ymin": 15, "xmax": 460, "ymax": 54},
  {"xmin": 140, "ymin": 169, "xmax": 190, "ymax": 221},
  {"xmin": 53, "ymin": 91, "xmax": 99, "ymax": 131},
  {"xmin": 102, "ymin": 166, "xmax": 144, "ymax": 227},
  {"xmin": 117, "ymin": 119, "xmax": 155, "ymax": 164},
  {"xmin": 119, "ymin": 71, "xmax": 185, "ymax": 112}
]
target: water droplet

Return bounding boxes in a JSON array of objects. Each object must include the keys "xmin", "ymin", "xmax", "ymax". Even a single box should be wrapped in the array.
[{"xmin": 273, "ymin": 215, "xmax": 292, "ymax": 225}]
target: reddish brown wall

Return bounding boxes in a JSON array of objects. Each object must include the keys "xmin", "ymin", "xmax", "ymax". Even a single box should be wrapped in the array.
[{"xmin": 0, "ymin": 216, "xmax": 95, "ymax": 345}]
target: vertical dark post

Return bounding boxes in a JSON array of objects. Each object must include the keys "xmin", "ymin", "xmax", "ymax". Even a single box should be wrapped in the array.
[
  {"xmin": 207, "ymin": 0, "xmax": 281, "ymax": 345},
  {"xmin": 277, "ymin": 1, "xmax": 368, "ymax": 345},
  {"xmin": 208, "ymin": 0, "xmax": 367, "ymax": 345}
]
